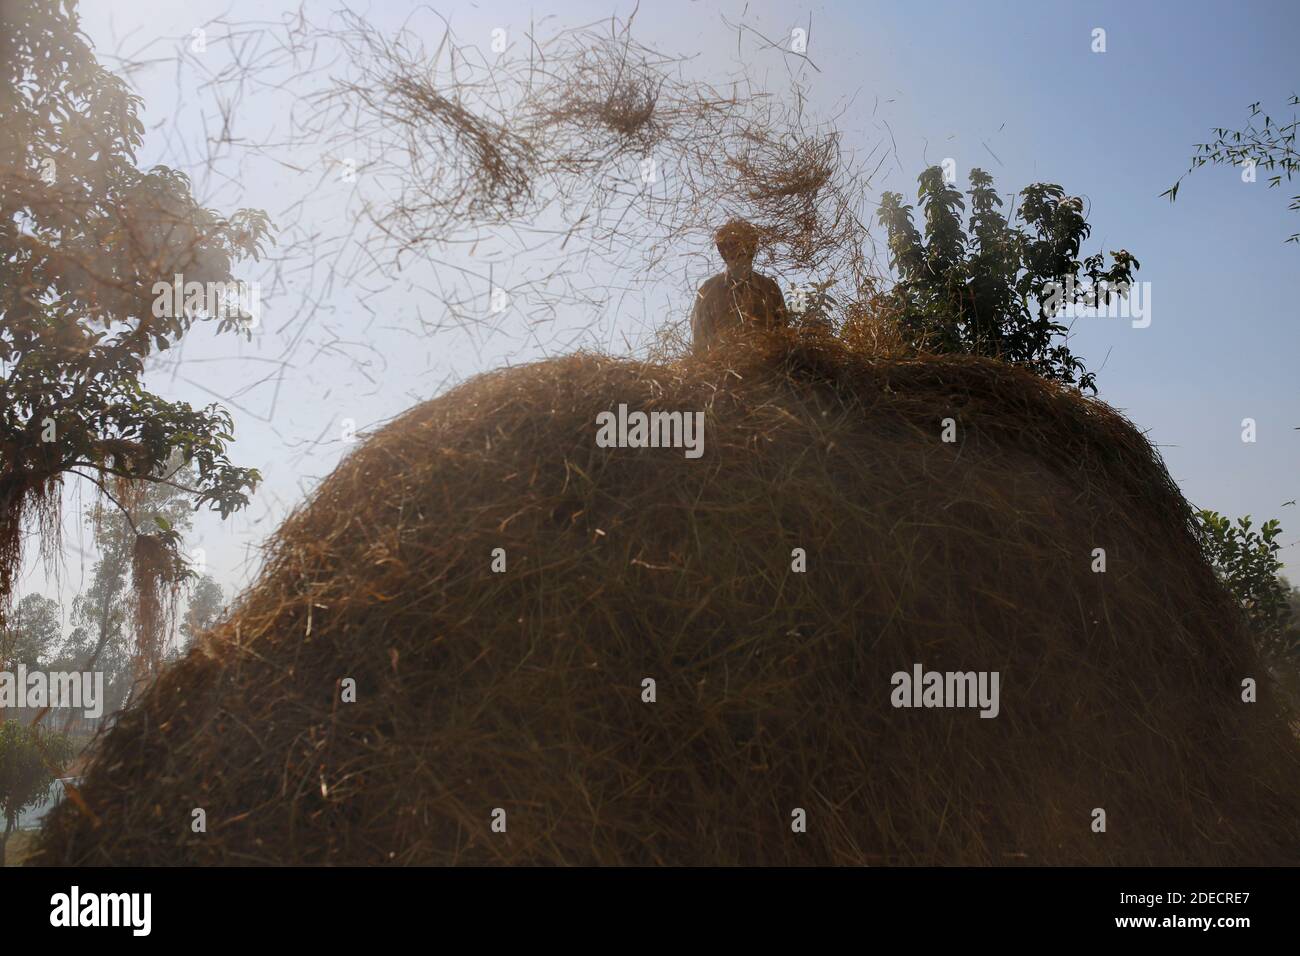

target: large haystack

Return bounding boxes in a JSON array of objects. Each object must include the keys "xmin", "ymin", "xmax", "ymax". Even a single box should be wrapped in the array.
[{"xmin": 33, "ymin": 333, "xmax": 1300, "ymax": 865}]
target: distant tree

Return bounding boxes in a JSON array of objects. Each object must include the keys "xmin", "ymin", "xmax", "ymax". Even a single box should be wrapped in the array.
[
  {"xmin": 53, "ymin": 620, "xmax": 131, "ymax": 718},
  {"xmin": 0, "ymin": 0, "xmax": 267, "ymax": 618},
  {"xmin": 179, "ymin": 573, "xmax": 224, "ymax": 649},
  {"xmin": 1284, "ymin": 580, "xmax": 1300, "ymax": 637},
  {"xmin": 1163, "ymin": 95, "xmax": 1300, "ymax": 245},
  {"xmin": 1276, "ymin": 579, "xmax": 1300, "ymax": 706},
  {"xmin": 876, "ymin": 166, "xmax": 1139, "ymax": 393},
  {"xmin": 60, "ymin": 524, "xmax": 132, "ymax": 717},
  {"xmin": 0, "ymin": 721, "xmax": 72, "ymax": 866},
  {"xmin": 0, "ymin": 592, "xmax": 62, "ymax": 668},
  {"xmin": 0, "ymin": 591, "xmax": 63, "ymax": 740},
  {"xmin": 60, "ymin": 461, "xmax": 200, "ymax": 700}
]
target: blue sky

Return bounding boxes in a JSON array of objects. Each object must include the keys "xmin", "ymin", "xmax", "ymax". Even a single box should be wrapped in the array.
[
  {"xmin": 22, "ymin": 0, "xmax": 1299, "ymax": 617},
  {"xmin": 849, "ymin": 0, "xmax": 1300, "ymax": 555}
]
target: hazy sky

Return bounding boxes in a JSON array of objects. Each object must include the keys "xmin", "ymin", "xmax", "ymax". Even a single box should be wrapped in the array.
[{"xmin": 20, "ymin": 0, "xmax": 1300, "ymax": 624}]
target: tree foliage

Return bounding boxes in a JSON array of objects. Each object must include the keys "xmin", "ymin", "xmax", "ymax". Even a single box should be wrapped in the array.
[
  {"xmin": 0, "ymin": 0, "xmax": 268, "ymax": 615},
  {"xmin": 69, "ymin": 460, "xmax": 201, "ymax": 701},
  {"xmin": 0, "ymin": 591, "xmax": 61, "ymax": 667},
  {"xmin": 0, "ymin": 720, "xmax": 72, "ymax": 865},
  {"xmin": 877, "ymin": 166, "xmax": 1139, "ymax": 392},
  {"xmin": 180, "ymin": 573, "xmax": 224, "ymax": 650},
  {"xmin": 1163, "ymin": 95, "xmax": 1300, "ymax": 245},
  {"xmin": 1196, "ymin": 510, "xmax": 1298, "ymax": 679}
]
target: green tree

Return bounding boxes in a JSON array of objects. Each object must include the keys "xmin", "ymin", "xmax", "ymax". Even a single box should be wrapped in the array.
[
  {"xmin": 0, "ymin": 721, "xmax": 72, "ymax": 866},
  {"xmin": 0, "ymin": 592, "xmax": 62, "ymax": 668},
  {"xmin": 59, "ymin": 460, "xmax": 201, "ymax": 705},
  {"xmin": 1276, "ymin": 579, "xmax": 1300, "ymax": 706},
  {"xmin": 179, "ymin": 573, "xmax": 224, "ymax": 650},
  {"xmin": 0, "ymin": 0, "xmax": 268, "ymax": 615},
  {"xmin": 876, "ymin": 166, "xmax": 1139, "ymax": 393},
  {"xmin": 0, "ymin": 591, "xmax": 63, "ymax": 746},
  {"xmin": 1163, "ymin": 95, "xmax": 1300, "ymax": 245},
  {"xmin": 1196, "ymin": 511, "xmax": 1298, "ymax": 704}
]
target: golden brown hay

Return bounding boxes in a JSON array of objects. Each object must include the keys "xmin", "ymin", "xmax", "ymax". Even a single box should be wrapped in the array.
[
  {"xmin": 838, "ymin": 296, "xmax": 911, "ymax": 359},
  {"xmin": 32, "ymin": 332, "xmax": 1300, "ymax": 865},
  {"xmin": 524, "ymin": 35, "xmax": 665, "ymax": 154}
]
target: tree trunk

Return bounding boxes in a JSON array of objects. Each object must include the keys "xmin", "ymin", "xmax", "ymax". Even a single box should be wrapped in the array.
[{"xmin": 0, "ymin": 816, "xmax": 13, "ymax": 868}]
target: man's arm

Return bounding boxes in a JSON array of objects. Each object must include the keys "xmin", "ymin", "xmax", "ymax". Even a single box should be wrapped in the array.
[
  {"xmin": 762, "ymin": 275, "xmax": 790, "ymax": 328},
  {"xmin": 691, "ymin": 278, "xmax": 715, "ymax": 354}
]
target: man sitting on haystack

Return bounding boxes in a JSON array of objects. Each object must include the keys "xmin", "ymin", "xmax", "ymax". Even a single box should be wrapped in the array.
[{"xmin": 691, "ymin": 218, "xmax": 789, "ymax": 354}]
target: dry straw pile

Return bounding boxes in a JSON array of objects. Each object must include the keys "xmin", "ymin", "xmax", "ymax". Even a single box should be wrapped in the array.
[{"xmin": 34, "ymin": 330, "xmax": 1300, "ymax": 865}]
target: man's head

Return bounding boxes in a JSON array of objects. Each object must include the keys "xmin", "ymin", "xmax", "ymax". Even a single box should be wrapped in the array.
[{"xmin": 714, "ymin": 218, "xmax": 760, "ymax": 278}]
